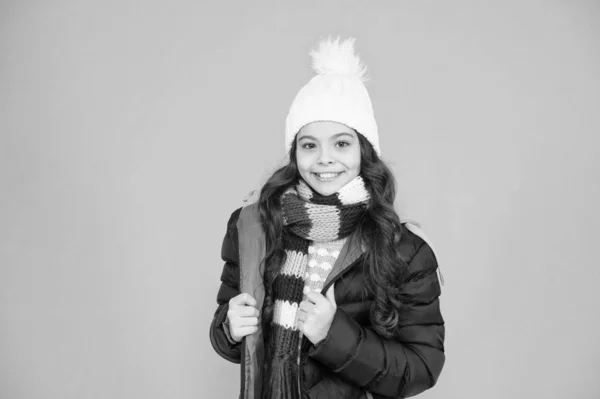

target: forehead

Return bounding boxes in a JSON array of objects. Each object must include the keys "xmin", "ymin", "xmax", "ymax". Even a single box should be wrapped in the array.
[{"xmin": 297, "ymin": 121, "xmax": 357, "ymax": 139}]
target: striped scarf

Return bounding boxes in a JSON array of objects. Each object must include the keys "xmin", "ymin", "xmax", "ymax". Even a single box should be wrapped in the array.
[{"xmin": 263, "ymin": 175, "xmax": 370, "ymax": 399}]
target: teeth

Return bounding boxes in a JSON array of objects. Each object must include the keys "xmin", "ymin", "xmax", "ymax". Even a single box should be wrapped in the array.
[{"xmin": 317, "ymin": 173, "xmax": 339, "ymax": 178}]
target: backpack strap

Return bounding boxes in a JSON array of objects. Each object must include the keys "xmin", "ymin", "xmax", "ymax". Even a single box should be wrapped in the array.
[{"xmin": 242, "ymin": 189, "xmax": 260, "ymax": 207}]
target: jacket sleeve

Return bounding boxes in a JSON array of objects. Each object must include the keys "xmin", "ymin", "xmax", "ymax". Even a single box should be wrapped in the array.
[
  {"xmin": 308, "ymin": 239, "xmax": 445, "ymax": 398},
  {"xmin": 209, "ymin": 207, "xmax": 243, "ymax": 364}
]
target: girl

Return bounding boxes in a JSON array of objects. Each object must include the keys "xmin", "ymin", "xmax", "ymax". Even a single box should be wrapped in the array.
[{"xmin": 210, "ymin": 37, "xmax": 445, "ymax": 399}]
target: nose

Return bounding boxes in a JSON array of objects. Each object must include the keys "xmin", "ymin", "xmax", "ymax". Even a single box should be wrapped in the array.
[{"xmin": 317, "ymin": 148, "xmax": 334, "ymax": 165}]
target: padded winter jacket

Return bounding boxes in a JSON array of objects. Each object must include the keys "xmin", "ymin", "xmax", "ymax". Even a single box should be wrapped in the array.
[{"xmin": 209, "ymin": 202, "xmax": 445, "ymax": 398}]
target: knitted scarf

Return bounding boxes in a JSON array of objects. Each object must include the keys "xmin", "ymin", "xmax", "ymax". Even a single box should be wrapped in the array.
[{"xmin": 263, "ymin": 175, "xmax": 370, "ymax": 399}]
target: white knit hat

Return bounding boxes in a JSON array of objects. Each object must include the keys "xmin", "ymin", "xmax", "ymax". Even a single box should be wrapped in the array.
[{"xmin": 284, "ymin": 37, "xmax": 380, "ymax": 156}]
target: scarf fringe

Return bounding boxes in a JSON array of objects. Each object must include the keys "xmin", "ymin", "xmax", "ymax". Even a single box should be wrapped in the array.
[{"xmin": 263, "ymin": 355, "xmax": 301, "ymax": 399}]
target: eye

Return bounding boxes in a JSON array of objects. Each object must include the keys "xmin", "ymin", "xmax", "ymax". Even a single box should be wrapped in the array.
[
  {"xmin": 301, "ymin": 142, "xmax": 316, "ymax": 150},
  {"xmin": 336, "ymin": 140, "xmax": 351, "ymax": 148}
]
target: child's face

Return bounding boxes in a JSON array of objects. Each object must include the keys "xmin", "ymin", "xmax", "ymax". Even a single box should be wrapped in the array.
[{"xmin": 295, "ymin": 121, "xmax": 361, "ymax": 196}]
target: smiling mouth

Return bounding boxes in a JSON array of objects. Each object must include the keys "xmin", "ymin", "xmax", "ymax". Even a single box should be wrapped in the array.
[{"xmin": 313, "ymin": 172, "xmax": 342, "ymax": 181}]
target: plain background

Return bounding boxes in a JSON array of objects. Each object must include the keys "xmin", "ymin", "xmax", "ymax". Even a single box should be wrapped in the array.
[{"xmin": 1, "ymin": 1, "xmax": 599, "ymax": 398}]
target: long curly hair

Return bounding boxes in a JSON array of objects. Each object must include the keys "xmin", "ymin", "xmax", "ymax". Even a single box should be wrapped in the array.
[{"xmin": 257, "ymin": 133, "xmax": 409, "ymax": 339}]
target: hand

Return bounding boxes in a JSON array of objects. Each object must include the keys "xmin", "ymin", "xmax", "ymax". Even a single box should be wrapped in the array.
[
  {"xmin": 227, "ymin": 293, "xmax": 260, "ymax": 342},
  {"xmin": 297, "ymin": 284, "xmax": 337, "ymax": 345}
]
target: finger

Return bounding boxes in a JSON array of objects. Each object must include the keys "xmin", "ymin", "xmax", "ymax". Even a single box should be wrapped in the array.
[
  {"xmin": 299, "ymin": 300, "xmax": 314, "ymax": 313},
  {"xmin": 231, "ymin": 317, "xmax": 259, "ymax": 331},
  {"xmin": 229, "ymin": 293, "xmax": 254, "ymax": 307},
  {"xmin": 296, "ymin": 311, "xmax": 306, "ymax": 326},
  {"xmin": 325, "ymin": 283, "xmax": 336, "ymax": 306},
  {"xmin": 233, "ymin": 293, "xmax": 257, "ymax": 307},
  {"xmin": 236, "ymin": 316, "xmax": 259, "ymax": 327},
  {"xmin": 238, "ymin": 306, "xmax": 260, "ymax": 317},
  {"xmin": 306, "ymin": 291, "xmax": 326, "ymax": 305},
  {"xmin": 227, "ymin": 306, "xmax": 256, "ymax": 322}
]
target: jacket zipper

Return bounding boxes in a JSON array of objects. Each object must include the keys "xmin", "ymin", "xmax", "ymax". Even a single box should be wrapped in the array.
[{"xmin": 297, "ymin": 331, "xmax": 302, "ymax": 398}]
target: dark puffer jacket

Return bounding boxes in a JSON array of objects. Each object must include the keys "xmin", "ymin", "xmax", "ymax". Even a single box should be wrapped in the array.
[{"xmin": 210, "ymin": 204, "xmax": 445, "ymax": 398}]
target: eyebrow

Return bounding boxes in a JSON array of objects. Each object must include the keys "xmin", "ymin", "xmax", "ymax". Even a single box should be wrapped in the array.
[{"xmin": 297, "ymin": 132, "xmax": 355, "ymax": 141}]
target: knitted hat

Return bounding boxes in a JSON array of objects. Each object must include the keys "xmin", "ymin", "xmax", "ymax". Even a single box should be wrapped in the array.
[{"xmin": 284, "ymin": 37, "xmax": 380, "ymax": 156}]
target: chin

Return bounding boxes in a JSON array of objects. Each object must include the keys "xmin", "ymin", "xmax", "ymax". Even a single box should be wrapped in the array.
[
  {"xmin": 301, "ymin": 170, "xmax": 358, "ymax": 196},
  {"xmin": 311, "ymin": 181, "xmax": 346, "ymax": 196}
]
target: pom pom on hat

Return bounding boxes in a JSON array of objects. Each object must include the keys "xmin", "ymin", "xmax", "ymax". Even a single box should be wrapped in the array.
[
  {"xmin": 285, "ymin": 36, "xmax": 380, "ymax": 156},
  {"xmin": 310, "ymin": 37, "xmax": 367, "ymax": 81}
]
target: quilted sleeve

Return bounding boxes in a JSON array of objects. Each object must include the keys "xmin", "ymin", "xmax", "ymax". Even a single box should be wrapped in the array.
[{"xmin": 209, "ymin": 207, "xmax": 243, "ymax": 363}]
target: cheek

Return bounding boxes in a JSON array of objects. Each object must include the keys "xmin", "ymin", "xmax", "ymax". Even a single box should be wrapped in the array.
[
  {"xmin": 296, "ymin": 153, "xmax": 304, "ymax": 166},
  {"xmin": 295, "ymin": 153, "xmax": 311, "ymax": 174},
  {"xmin": 349, "ymin": 149, "xmax": 361, "ymax": 171}
]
